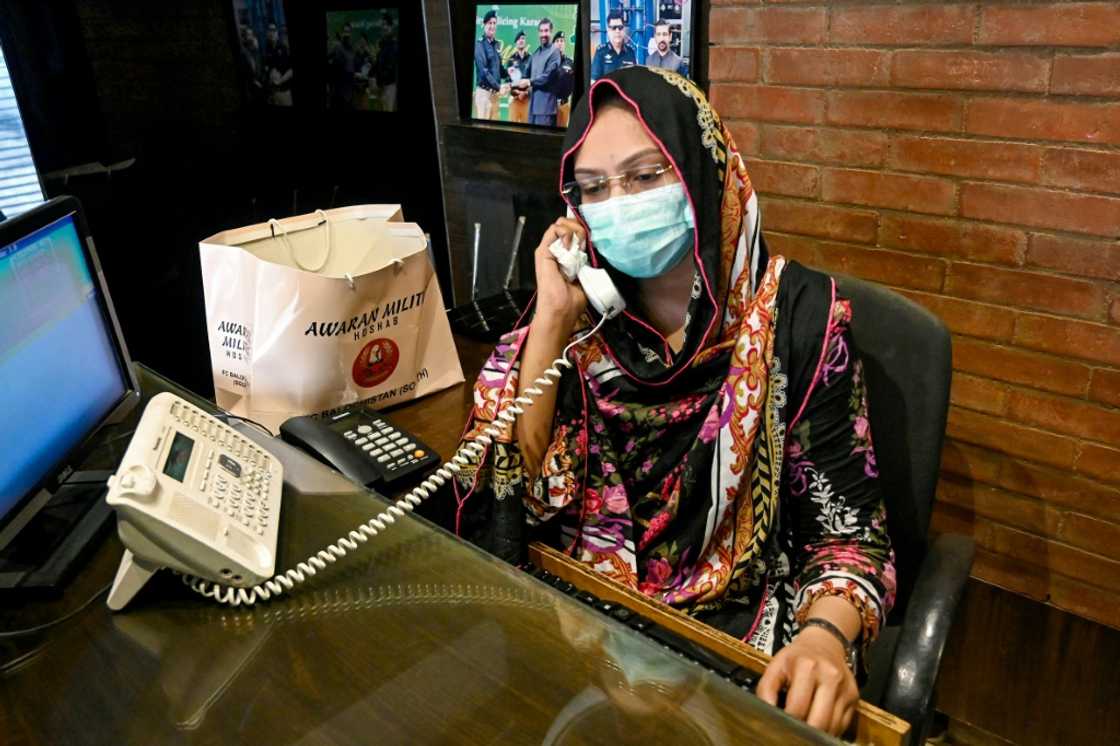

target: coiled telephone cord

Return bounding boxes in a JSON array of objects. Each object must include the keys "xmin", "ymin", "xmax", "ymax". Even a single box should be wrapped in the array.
[{"xmin": 183, "ymin": 315, "xmax": 607, "ymax": 607}]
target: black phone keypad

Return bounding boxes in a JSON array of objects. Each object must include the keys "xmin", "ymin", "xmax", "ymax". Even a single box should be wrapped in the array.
[{"xmin": 340, "ymin": 413, "xmax": 440, "ymax": 486}]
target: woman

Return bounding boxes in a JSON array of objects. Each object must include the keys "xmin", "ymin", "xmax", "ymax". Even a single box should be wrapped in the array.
[{"xmin": 455, "ymin": 66, "xmax": 895, "ymax": 737}]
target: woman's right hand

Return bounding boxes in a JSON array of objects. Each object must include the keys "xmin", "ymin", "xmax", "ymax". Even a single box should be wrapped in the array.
[{"xmin": 533, "ymin": 217, "xmax": 588, "ymax": 332}]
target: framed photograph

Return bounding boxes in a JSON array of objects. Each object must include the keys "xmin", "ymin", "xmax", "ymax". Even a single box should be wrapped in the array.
[
  {"xmin": 589, "ymin": 0, "xmax": 694, "ymax": 82},
  {"xmin": 470, "ymin": 3, "xmax": 579, "ymax": 129},
  {"xmin": 232, "ymin": 0, "xmax": 294, "ymax": 106},
  {"xmin": 325, "ymin": 8, "xmax": 400, "ymax": 112}
]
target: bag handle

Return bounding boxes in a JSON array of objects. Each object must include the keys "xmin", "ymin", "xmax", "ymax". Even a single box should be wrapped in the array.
[{"xmin": 268, "ymin": 209, "xmax": 333, "ymax": 272}]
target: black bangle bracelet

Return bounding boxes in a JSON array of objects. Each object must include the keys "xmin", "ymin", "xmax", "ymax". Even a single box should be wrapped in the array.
[{"xmin": 801, "ymin": 617, "xmax": 858, "ymax": 671}]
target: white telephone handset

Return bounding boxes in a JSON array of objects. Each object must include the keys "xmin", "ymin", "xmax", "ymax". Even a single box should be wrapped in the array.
[{"xmin": 547, "ymin": 233, "xmax": 625, "ymax": 320}]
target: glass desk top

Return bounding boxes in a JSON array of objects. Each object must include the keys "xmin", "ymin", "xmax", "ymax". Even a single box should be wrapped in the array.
[{"xmin": 0, "ymin": 362, "xmax": 837, "ymax": 745}]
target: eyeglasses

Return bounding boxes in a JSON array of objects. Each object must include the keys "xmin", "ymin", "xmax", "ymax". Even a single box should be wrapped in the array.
[
  {"xmin": 608, "ymin": 23, "xmax": 624, "ymax": 30},
  {"xmin": 562, "ymin": 163, "xmax": 675, "ymax": 205}
]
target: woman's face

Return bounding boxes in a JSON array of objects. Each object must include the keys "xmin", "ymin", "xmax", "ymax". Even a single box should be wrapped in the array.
[{"xmin": 572, "ymin": 103, "xmax": 679, "ymax": 203}]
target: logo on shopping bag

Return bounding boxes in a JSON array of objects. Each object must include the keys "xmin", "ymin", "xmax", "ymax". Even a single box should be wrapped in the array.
[{"xmin": 352, "ymin": 338, "xmax": 400, "ymax": 388}]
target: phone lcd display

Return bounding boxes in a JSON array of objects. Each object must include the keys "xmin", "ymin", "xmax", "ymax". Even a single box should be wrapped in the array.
[{"xmin": 163, "ymin": 432, "xmax": 194, "ymax": 482}]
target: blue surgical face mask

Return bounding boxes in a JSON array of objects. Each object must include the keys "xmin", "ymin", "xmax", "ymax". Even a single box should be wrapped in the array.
[{"xmin": 579, "ymin": 182, "xmax": 695, "ymax": 279}]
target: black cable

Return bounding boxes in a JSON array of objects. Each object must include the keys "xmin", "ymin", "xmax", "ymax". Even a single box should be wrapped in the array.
[
  {"xmin": 0, "ymin": 583, "xmax": 112, "ymax": 638},
  {"xmin": 217, "ymin": 413, "xmax": 275, "ymax": 438}
]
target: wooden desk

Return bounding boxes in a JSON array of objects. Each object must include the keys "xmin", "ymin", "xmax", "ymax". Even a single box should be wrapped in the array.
[{"xmin": 0, "ymin": 343, "xmax": 836, "ymax": 745}]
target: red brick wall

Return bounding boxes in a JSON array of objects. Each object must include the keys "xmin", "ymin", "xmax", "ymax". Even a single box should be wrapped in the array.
[{"xmin": 708, "ymin": 1, "xmax": 1120, "ymax": 629}]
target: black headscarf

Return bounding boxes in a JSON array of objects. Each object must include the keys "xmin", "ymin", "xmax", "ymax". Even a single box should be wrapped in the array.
[{"xmin": 558, "ymin": 66, "xmax": 746, "ymax": 387}]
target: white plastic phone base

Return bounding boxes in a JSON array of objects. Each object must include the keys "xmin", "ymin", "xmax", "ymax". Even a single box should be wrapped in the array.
[{"xmin": 107, "ymin": 549, "xmax": 161, "ymax": 611}]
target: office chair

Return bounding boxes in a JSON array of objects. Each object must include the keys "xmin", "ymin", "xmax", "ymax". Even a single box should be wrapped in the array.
[{"xmin": 835, "ymin": 275, "xmax": 975, "ymax": 746}]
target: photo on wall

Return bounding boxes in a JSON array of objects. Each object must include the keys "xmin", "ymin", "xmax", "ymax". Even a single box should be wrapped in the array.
[
  {"xmin": 233, "ymin": 0, "xmax": 294, "ymax": 106},
  {"xmin": 325, "ymin": 8, "xmax": 400, "ymax": 112},
  {"xmin": 470, "ymin": 3, "xmax": 579, "ymax": 129},
  {"xmin": 589, "ymin": 0, "xmax": 693, "ymax": 82}
]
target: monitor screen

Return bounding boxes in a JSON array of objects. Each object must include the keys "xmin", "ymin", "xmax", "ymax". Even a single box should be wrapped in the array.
[{"xmin": 0, "ymin": 213, "xmax": 129, "ymax": 515}]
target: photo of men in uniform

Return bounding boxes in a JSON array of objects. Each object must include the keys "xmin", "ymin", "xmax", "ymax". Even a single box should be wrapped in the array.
[
  {"xmin": 232, "ymin": 0, "xmax": 293, "ymax": 106},
  {"xmin": 472, "ymin": 9, "xmax": 505, "ymax": 120},
  {"xmin": 326, "ymin": 8, "xmax": 400, "ymax": 112},
  {"xmin": 552, "ymin": 31, "xmax": 575, "ymax": 128},
  {"xmin": 590, "ymin": 9, "xmax": 635, "ymax": 82},
  {"xmin": 589, "ymin": 1, "xmax": 693, "ymax": 82},
  {"xmin": 470, "ymin": 4, "xmax": 578, "ymax": 129},
  {"xmin": 506, "ymin": 31, "xmax": 531, "ymax": 123}
]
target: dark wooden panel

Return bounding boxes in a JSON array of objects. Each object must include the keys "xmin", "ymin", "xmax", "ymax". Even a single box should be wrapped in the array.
[{"xmin": 937, "ymin": 578, "xmax": 1120, "ymax": 745}]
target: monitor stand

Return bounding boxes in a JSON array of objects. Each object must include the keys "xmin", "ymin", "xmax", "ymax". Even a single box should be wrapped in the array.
[{"xmin": 0, "ymin": 470, "xmax": 115, "ymax": 592}]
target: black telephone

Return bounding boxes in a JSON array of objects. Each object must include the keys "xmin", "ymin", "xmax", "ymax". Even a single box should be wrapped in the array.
[{"xmin": 279, "ymin": 408, "xmax": 441, "ymax": 489}]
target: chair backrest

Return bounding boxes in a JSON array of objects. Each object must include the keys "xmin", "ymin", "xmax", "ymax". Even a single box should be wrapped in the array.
[{"xmin": 834, "ymin": 275, "xmax": 952, "ymax": 620}]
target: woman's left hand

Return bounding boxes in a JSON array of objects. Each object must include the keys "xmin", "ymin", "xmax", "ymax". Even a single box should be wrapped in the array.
[{"xmin": 755, "ymin": 626, "xmax": 859, "ymax": 736}]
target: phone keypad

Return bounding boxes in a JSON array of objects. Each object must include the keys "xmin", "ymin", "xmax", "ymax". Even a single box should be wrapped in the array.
[
  {"xmin": 341, "ymin": 414, "xmax": 437, "ymax": 481},
  {"xmin": 169, "ymin": 399, "xmax": 278, "ymax": 537}
]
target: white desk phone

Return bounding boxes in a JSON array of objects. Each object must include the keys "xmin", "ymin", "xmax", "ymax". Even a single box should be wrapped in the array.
[{"xmin": 104, "ymin": 236, "xmax": 624, "ymax": 611}]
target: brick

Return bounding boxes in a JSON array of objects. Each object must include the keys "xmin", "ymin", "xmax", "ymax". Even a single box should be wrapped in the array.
[
  {"xmin": 979, "ymin": 3, "xmax": 1120, "ymax": 47},
  {"xmin": 727, "ymin": 120, "xmax": 761, "ymax": 155},
  {"xmin": 1027, "ymin": 234, "xmax": 1120, "ymax": 281},
  {"xmin": 1058, "ymin": 512, "xmax": 1120, "ymax": 562},
  {"xmin": 1042, "ymin": 149, "xmax": 1120, "ymax": 196},
  {"xmin": 745, "ymin": 159, "xmax": 819, "ymax": 198},
  {"xmin": 947, "ymin": 406, "xmax": 1078, "ymax": 469},
  {"xmin": 766, "ymin": 48, "xmax": 889, "ymax": 87},
  {"xmin": 709, "ymin": 7, "xmax": 826, "ymax": 45},
  {"xmin": 1052, "ymin": 53, "xmax": 1120, "ymax": 97},
  {"xmin": 1051, "ymin": 542, "xmax": 1120, "ymax": 595},
  {"xmin": 938, "ymin": 476, "xmax": 1057, "ymax": 536},
  {"xmin": 709, "ymin": 47, "xmax": 760, "ymax": 82},
  {"xmin": 822, "ymin": 168, "xmax": 956, "ymax": 215},
  {"xmin": 950, "ymin": 373, "xmax": 1010, "ymax": 415},
  {"xmin": 892, "ymin": 50, "xmax": 1050, "ymax": 93},
  {"xmin": 1051, "ymin": 574, "xmax": 1120, "ymax": 629},
  {"xmin": 1014, "ymin": 315, "xmax": 1120, "ymax": 368},
  {"xmin": 765, "ymin": 232, "xmax": 819, "ymax": 267},
  {"xmin": 941, "ymin": 439, "xmax": 1005, "ymax": 484},
  {"xmin": 1007, "ymin": 389, "xmax": 1120, "ymax": 444},
  {"xmin": 766, "ymin": 232, "xmax": 946, "ymax": 292},
  {"xmin": 709, "ymin": 84, "xmax": 825, "ymax": 124},
  {"xmin": 978, "ymin": 520, "xmax": 1120, "ymax": 594},
  {"xmin": 930, "ymin": 501, "xmax": 979, "ymax": 539},
  {"xmin": 759, "ymin": 198, "xmax": 878, "ymax": 243},
  {"xmin": 972, "ymin": 547, "xmax": 1050, "ymax": 602},
  {"xmin": 888, "ymin": 136, "xmax": 1042, "ymax": 185},
  {"xmin": 966, "ymin": 98, "xmax": 1120, "ymax": 146},
  {"xmin": 760, "ymin": 126, "xmax": 887, "ymax": 168},
  {"xmin": 945, "ymin": 263, "xmax": 1107, "ymax": 320},
  {"xmin": 952, "ymin": 337, "xmax": 1091, "ymax": 397},
  {"xmin": 1090, "ymin": 369, "xmax": 1120, "ymax": 408},
  {"xmin": 1113, "ymin": 299, "xmax": 1120, "ymax": 325},
  {"xmin": 896, "ymin": 291, "xmax": 1017, "ymax": 341},
  {"xmin": 998, "ymin": 459, "xmax": 1120, "ymax": 523},
  {"xmin": 1076, "ymin": 443, "xmax": 1120, "ymax": 485},
  {"xmin": 972, "ymin": 519, "xmax": 1046, "ymax": 566},
  {"xmin": 960, "ymin": 182, "xmax": 1120, "ymax": 239},
  {"xmin": 831, "ymin": 4, "xmax": 974, "ymax": 46},
  {"xmin": 819, "ymin": 244, "xmax": 945, "ymax": 293},
  {"xmin": 828, "ymin": 91, "xmax": 962, "ymax": 133},
  {"xmin": 879, "ymin": 215, "xmax": 1025, "ymax": 266}
]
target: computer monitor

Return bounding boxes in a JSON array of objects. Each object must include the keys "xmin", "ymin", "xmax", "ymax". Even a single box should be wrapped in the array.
[{"xmin": 0, "ymin": 196, "xmax": 139, "ymax": 588}]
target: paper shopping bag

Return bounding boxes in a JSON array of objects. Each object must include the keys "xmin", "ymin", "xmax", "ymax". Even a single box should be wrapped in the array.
[{"xmin": 199, "ymin": 205, "xmax": 463, "ymax": 432}]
